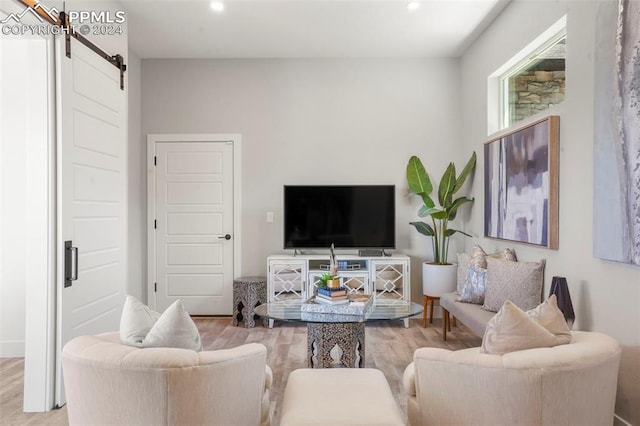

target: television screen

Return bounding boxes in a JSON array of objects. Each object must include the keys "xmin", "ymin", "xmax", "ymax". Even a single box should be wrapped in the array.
[{"xmin": 284, "ymin": 185, "xmax": 395, "ymax": 249}]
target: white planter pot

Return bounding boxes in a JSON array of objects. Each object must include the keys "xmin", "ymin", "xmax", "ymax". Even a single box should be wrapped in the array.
[{"xmin": 422, "ymin": 263, "xmax": 457, "ymax": 297}]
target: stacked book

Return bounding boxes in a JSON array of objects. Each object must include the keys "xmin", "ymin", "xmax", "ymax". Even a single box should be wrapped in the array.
[
  {"xmin": 314, "ymin": 287, "xmax": 349, "ymax": 305},
  {"xmin": 302, "ymin": 292, "xmax": 374, "ymax": 315}
]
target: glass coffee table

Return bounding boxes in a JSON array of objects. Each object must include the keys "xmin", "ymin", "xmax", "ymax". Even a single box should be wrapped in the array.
[{"xmin": 255, "ymin": 300, "xmax": 422, "ymax": 368}]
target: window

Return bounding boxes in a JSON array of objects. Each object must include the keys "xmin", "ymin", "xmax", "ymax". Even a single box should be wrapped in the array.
[
  {"xmin": 488, "ymin": 16, "xmax": 567, "ymax": 132},
  {"xmin": 500, "ymin": 33, "xmax": 565, "ymax": 128}
]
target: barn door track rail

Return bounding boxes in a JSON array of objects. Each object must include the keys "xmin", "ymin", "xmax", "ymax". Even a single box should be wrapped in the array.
[{"xmin": 17, "ymin": 0, "xmax": 127, "ymax": 90}]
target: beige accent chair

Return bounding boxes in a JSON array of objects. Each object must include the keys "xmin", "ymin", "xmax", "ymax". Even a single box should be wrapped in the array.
[
  {"xmin": 403, "ymin": 331, "xmax": 621, "ymax": 426},
  {"xmin": 62, "ymin": 332, "xmax": 272, "ymax": 426}
]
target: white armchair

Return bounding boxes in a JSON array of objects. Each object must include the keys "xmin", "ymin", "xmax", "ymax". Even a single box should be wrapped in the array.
[
  {"xmin": 403, "ymin": 331, "xmax": 621, "ymax": 426},
  {"xmin": 62, "ymin": 332, "xmax": 272, "ymax": 426}
]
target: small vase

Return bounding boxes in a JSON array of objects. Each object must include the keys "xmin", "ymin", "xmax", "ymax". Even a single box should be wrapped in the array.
[
  {"xmin": 327, "ymin": 279, "xmax": 341, "ymax": 289},
  {"xmin": 549, "ymin": 276, "xmax": 575, "ymax": 328}
]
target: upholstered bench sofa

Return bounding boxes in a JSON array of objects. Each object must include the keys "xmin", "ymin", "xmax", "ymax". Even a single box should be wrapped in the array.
[
  {"xmin": 441, "ymin": 246, "xmax": 545, "ymax": 340},
  {"xmin": 440, "ymin": 291, "xmax": 494, "ymax": 339}
]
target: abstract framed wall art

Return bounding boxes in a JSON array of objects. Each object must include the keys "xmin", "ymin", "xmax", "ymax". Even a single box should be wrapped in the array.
[
  {"xmin": 484, "ymin": 116, "xmax": 559, "ymax": 249},
  {"xmin": 594, "ymin": 0, "xmax": 640, "ymax": 266}
]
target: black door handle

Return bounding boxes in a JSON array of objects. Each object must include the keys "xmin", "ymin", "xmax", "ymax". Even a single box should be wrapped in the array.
[
  {"xmin": 218, "ymin": 234, "xmax": 232, "ymax": 240},
  {"xmin": 65, "ymin": 240, "xmax": 78, "ymax": 288}
]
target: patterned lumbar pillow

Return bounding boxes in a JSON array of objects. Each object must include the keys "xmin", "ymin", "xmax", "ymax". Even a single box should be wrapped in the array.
[
  {"xmin": 459, "ymin": 265, "xmax": 487, "ymax": 304},
  {"xmin": 482, "ymin": 257, "xmax": 545, "ymax": 312},
  {"xmin": 470, "ymin": 245, "xmax": 488, "ymax": 268},
  {"xmin": 456, "ymin": 245, "xmax": 488, "ymax": 294},
  {"xmin": 458, "ymin": 245, "xmax": 518, "ymax": 304},
  {"xmin": 120, "ymin": 295, "xmax": 202, "ymax": 351},
  {"xmin": 456, "ymin": 253, "xmax": 471, "ymax": 294},
  {"xmin": 487, "ymin": 248, "xmax": 518, "ymax": 262},
  {"xmin": 481, "ymin": 296, "xmax": 572, "ymax": 354}
]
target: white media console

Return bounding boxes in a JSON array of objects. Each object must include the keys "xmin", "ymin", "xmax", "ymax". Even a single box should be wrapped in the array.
[{"xmin": 266, "ymin": 254, "xmax": 411, "ymax": 327}]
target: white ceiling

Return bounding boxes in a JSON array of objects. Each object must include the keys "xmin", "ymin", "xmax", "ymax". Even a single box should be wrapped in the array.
[{"xmin": 123, "ymin": 0, "xmax": 510, "ymax": 59}]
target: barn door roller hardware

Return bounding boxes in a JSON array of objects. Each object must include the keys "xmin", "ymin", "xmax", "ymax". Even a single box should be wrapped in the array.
[
  {"xmin": 59, "ymin": 11, "xmax": 127, "ymax": 90},
  {"xmin": 15, "ymin": 0, "xmax": 127, "ymax": 90}
]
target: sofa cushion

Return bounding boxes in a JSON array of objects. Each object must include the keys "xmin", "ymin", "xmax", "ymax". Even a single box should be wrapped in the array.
[
  {"xmin": 120, "ymin": 296, "xmax": 202, "ymax": 351},
  {"xmin": 483, "ymin": 258, "xmax": 545, "ymax": 312},
  {"xmin": 441, "ymin": 292, "xmax": 495, "ymax": 337},
  {"xmin": 281, "ymin": 369, "xmax": 404, "ymax": 426}
]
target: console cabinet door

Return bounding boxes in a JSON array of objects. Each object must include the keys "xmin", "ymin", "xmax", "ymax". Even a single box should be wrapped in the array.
[
  {"xmin": 370, "ymin": 260, "xmax": 409, "ymax": 301},
  {"xmin": 340, "ymin": 272, "xmax": 370, "ymax": 295},
  {"xmin": 308, "ymin": 270, "xmax": 370, "ymax": 296},
  {"xmin": 268, "ymin": 260, "xmax": 307, "ymax": 302}
]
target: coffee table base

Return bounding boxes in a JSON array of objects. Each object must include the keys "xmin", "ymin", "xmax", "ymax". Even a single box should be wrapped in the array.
[{"xmin": 307, "ymin": 323, "xmax": 365, "ymax": 368}]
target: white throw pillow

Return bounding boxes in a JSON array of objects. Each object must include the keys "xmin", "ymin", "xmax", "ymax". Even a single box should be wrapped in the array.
[
  {"xmin": 119, "ymin": 295, "xmax": 202, "ymax": 351},
  {"xmin": 143, "ymin": 300, "xmax": 202, "ymax": 351},
  {"xmin": 120, "ymin": 295, "xmax": 161, "ymax": 347},
  {"xmin": 527, "ymin": 294, "xmax": 572, "ymax": 345},
  {"xmin": 481, "ymin": 300, "xmax": 559, "ymax": 355},
  {"xmin": 481, "ymin": 296, "xmax": 572, "ymax": 355}
]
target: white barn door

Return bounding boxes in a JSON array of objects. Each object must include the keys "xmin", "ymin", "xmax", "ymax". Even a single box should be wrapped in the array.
[
  {"xmin": 149, "ymin": 137, "xmax": 238, "ymax": 315},
  {"xmin": 55, "ymin": 36, "xmax": 127, "ymax": 405}
]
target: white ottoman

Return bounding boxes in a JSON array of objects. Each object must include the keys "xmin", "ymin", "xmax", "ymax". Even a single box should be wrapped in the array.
[{"xmin": 280, "ymin": 368, "xmax": 405, "ymax": 426}]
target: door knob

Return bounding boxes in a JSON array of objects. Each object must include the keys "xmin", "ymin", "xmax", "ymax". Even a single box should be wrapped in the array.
[{"xmin": 219, "ymin": 234, "xmax": 232, "ymax": 240}]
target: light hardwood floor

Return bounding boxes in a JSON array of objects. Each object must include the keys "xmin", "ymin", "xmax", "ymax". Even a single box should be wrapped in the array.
[{"xmin": 0, "ymin": 317, "xmax": 481, "ymax": 425}]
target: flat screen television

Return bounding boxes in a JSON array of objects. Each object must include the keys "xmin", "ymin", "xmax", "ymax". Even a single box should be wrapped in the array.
[{"xmin": 284, "ymin": 185, "xmax": 395, "ymax": 249}]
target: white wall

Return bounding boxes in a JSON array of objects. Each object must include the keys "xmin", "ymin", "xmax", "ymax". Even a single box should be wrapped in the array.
[
  {"xmin": 141, "ymin": 58, "xmax": 463, "ymax": 301},
  {"xmin": 460, "ymin": 1, "xmax": 639, "ymax": 424},
  {"xmin": 0, "ymin": 40, "xmax": 28, "ymax": 357},
  {"xmin": 127, "ymin": 51, "xmax": 145, "ymax": 302},
  {"xmin": 0, "ymin": 34, "xmax": 51, "ymax": 362}
]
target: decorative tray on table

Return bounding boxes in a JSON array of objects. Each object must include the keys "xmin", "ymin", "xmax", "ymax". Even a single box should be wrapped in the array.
[{"xmin": 301, "ymin": 294, "xmax": 373, "ymax": 315}]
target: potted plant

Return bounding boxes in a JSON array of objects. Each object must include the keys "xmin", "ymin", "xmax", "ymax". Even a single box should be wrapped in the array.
[
  {"xmin": 406, "ymin": 152, "xmax": 476, "ymax": 296},
  {"xmin": 317, "ymin": 273, "xmax": 341, "ymax": 289}
]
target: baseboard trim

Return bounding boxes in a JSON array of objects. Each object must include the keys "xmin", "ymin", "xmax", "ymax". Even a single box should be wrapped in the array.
[
  {"xmin": 0, "ymin": 340, "xmax": 25, "ymax": 357},
  {"xmin": 614, "ymin": 413, "xmax": 632, "ymax": 426}
]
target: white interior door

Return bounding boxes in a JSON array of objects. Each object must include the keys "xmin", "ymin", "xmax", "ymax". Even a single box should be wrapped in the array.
[
  {"xmin": 153, "ymin": 141, "xmax": 234, "ymax": 315},
  {"xmin": 55, "ymin": 36, "xmax": 127, "ymax": 405}
]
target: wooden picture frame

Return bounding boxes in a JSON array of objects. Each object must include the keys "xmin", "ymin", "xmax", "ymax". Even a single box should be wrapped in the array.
[{"xmin": 484, "ymin": 116, "xmax": 559, "ymax": 249}]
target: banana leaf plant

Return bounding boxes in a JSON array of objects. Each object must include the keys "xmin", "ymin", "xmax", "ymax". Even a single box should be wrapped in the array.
[{"xmin": 406, "ymin": 152, "xmax": 477, "ymax": 264}]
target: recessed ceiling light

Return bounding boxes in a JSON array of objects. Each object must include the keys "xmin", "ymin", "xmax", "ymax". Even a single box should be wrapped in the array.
[
  {"xmin": 210, "ymin": 1, "xmax": 224, "ymax": 12},
  {"xmin": 407, "ymin": 1, "xmax": 420, "ymax": 11}
]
